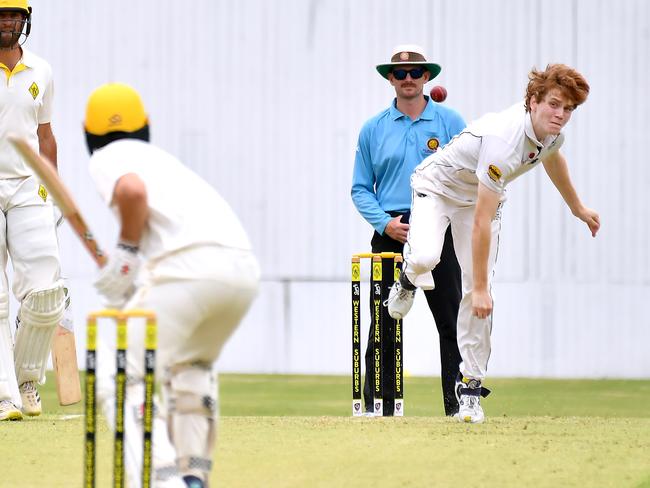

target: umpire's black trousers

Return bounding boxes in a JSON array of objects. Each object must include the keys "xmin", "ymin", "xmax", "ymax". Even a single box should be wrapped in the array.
[{"xmin": 363, "ymin": 211, "xmax": 462, "ymax": 416}]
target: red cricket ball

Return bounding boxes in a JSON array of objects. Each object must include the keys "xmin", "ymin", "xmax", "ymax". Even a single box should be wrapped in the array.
[{"xmin": 430, "ymin": 85, "xmax": 447, "ymax": 103}]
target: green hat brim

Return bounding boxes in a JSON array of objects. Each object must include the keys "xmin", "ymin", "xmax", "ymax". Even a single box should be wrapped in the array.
[{"xmin": 376, "ymin": 62, "xmax": 441, "ymax": 82}]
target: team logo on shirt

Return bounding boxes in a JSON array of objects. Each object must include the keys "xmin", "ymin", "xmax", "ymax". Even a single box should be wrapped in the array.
[
  {"xmin": 488, "ymin": 164, "xmax": 502, "ymax": 182},
  {"xmin": 37, "ymin": 184, "xmax": 48, "ymax": 202},
  {"xmin": 426, "ymin": 137, "xmax": 439, "ymax": 151},
  {"xmin": 28, "ymin": 82, "xmax": 39, "ymax": 100}
]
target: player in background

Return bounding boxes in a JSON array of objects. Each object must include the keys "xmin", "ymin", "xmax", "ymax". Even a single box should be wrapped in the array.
[
  {"xmin": 352, "ymin": 44, "xmax": 466, "ymax": 416},
  {"xmin": 84, "ymin": 82, "xmax": 260, "ymax": 488},
  {"xmin": 0, "ymin": 0, "xmax": 69, "ymax": 421},
  {"xmin": 387, "ymin": 64, "xmax": 599, "ymax": 423}
]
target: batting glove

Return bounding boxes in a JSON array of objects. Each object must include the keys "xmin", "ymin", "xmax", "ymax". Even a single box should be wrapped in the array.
[{"xmin": 93, "ymin": 243, "xmax": 141, "ymax": 309}]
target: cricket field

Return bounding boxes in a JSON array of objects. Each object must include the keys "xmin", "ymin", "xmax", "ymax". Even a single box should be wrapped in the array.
[{"xmin": 1, "ymin": 374, "xmax": 649, "ymax": 487}]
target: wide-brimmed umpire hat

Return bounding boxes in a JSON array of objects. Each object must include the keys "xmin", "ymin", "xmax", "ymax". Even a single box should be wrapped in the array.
[{"xmin": 376, "ymin": 44, "xmax": 441, "ymax": 81}]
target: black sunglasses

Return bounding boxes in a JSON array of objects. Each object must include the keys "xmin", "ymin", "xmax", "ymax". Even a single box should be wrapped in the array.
[{"xmin": 391, "ymin": 68, "xmax": 426, "ymax": 80}]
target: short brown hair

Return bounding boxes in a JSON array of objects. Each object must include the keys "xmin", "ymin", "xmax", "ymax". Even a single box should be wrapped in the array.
[{"xmin": 524, "ymin": 64, "xmax": 589, "ymax": 112}]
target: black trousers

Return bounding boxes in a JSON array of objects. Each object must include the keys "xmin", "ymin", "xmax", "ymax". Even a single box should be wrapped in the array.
[{"xmin": 363, "ymin": 212, "xmax": 462, "ymax": 415}]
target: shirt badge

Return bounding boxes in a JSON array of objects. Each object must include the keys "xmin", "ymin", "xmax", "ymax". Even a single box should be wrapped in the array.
[
  {"xmin": 38, "ymin": 184, "xmax": 48, "ymax": 202},
  {"xmin": 488, "ymin": 164, "xmax": 502, "ymax": 182},
  {"xmin": 28, "ymin": 82, "xmax": 39, "ymax": 100},
  {"xmin": 426, "ymin": 137, "xmax": 439, "ymax": 151}
]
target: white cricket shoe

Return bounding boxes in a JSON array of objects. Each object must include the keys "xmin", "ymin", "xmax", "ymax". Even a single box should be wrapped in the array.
[
  {"xmin": 385, "ymin": 281, "xmax": 416, "ymax": 319},
  {"xmin": 456, "ymin": 377, "xmax": 485, "ymax": 424},
  {"xmin": 0, "ymin": 399, "xmax": 22, "ymax": 421},
  {"xmin": 19, "ymin": 381, "xmax": 42, "ymax": 417}
]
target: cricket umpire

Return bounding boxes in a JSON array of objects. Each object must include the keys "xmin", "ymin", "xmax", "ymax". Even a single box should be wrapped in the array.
[{"xmin": 351, "ymin": 44, "xmax": 465, "ymax": 416}]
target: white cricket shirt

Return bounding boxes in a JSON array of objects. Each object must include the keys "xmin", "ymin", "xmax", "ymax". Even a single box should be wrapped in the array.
[
  {"xmin": 0, "ymin": 49, "xmax": 53, "ymax": 178},
  {"xmin": 89, "ymin": 139, "xmax": 253, "ymax": 261},
  {"xmin": 412, "ymin": 102, "xmax": 564, "ymax": 204}
]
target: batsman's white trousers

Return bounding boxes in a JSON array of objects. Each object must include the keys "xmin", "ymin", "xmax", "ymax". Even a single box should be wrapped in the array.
[
  {"xmin": 0, "ymin": 177, "xmax": 61, "ymax": 403},
  {"xmin": 404, "ymin": 190, "xmax": 501, "ymax": 381},
  {"xmin": 96, "ymin": 244, "xmax": 260, "ymax": 382},
  {"xmin": 95, "ymin": 244, "xmax": 259, "ymax": 394},
  {"xmin": 95, "ymin": 245, "xmax": 259, "ymax": 484}
]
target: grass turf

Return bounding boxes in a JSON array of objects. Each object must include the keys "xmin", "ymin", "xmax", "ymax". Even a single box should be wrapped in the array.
[{"xmin": 1, "ymin": 373, "xmax": 648, "ymax": 487}]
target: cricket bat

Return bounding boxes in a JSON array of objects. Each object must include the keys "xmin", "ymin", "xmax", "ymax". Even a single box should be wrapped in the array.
[
  {"xmin": 51, "ymin": 325, "xmax": 82, "ymax": 405},
  {"xmin": 9, "ymin": 135, "xmax": 107, "ymax": 406},
  {"xmin": 8, "ymin": 136, "xmax": 107, "ymax": 267}
]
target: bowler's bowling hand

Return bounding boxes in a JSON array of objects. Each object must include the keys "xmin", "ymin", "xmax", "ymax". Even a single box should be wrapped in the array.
[{"xmin": 575, "ymin": 206, "xmax": 600, "ymax": 237}]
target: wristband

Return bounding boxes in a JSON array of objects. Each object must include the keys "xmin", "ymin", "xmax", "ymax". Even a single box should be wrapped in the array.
[{"xmin": 117, "ymin": 241, "xmax": 139, "ymax": 254}]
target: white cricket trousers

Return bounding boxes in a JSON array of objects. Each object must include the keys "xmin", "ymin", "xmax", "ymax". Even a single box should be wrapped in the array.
[
  {"xmin": 0, "ymin": 177, "xmax": 61, "ymax": 300},
  {"xmin": 0, "ymin": 177, "xmax": 61, "ymax": 404},
  {"xmin": 95, "ymin": 245, "xmax": 259, "ymax": 485},
  {"xmin": 100, "ymin": 245, "xmax": 260, "ymax": 381},
  {"xmin": 403, "ymin": 191, "xmax": 501, "ymax": 381}
]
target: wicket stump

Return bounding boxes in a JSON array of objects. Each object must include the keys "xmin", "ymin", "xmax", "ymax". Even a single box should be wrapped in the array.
[
  {"xmin": 85, "ymin": 309, "xmax": 157, "ymax": 488},
  {"xmin": 351, "ymin": 252, "xmax": 403, "ymax": 417}
]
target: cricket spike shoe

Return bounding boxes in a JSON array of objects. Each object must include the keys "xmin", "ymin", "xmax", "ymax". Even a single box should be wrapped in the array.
[
  {"xmin": 19, "ymin": 381, "xmax": 41, "ymax": 416},
  {"xmin": 0, "ymin": 399, "xmax": 22, "ymax": 421},
  {"xmin": 455, "ymin": 375, "xmax": 491, "ymax": 424},
  {"xmin": 384, "ymin": 280, "xmax": 416, "ymax": 319}
]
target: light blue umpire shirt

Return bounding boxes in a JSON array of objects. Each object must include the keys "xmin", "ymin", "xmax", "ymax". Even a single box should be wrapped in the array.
[{"xmin": 351, "ymin": 96, "xmax": 466, "ymax": 234}]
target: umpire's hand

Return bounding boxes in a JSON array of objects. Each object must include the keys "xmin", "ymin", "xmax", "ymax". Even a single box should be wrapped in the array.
[{"xmin": 384, "ymin": 216, "xmax": 409, "ymax": 243}]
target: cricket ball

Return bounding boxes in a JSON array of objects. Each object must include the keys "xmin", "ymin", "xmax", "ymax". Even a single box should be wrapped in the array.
[{"xmin": 430, "ymin": 85, "xmax": 447, "ymax": 103}]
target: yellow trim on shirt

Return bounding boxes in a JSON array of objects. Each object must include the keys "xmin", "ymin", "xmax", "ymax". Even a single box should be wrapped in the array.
[{"xmin": 0, "ymin": 61, "xmax": 27, "ymax": 83}]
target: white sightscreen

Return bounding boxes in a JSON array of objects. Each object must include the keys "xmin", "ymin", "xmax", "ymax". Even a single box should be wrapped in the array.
[{"xmin": 13, "ymin": 0, "xmax": 649, "ymax": 377}]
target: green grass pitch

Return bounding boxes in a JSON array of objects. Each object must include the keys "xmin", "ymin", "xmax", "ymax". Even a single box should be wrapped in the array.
[{"xmin": 1, "ymin": 373, "xmax": 649, "ymax": 487}]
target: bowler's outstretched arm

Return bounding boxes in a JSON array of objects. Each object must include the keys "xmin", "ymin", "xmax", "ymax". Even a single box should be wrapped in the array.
[{"xmin": 542, "ymin": 151, "xmax": 600, "ymax": 237}]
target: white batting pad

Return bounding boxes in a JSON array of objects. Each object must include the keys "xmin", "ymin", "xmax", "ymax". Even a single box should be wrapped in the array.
[
  {"xmin": 165, "ymin": 363, "xmax": 217, "ymax": 481},
  {"xmin": 94, "ymin": 339, "xmax": 183, "ymax": 487},
  {"xmin": 0, "ymin": 292, "xmax": 20, "ymax": 403},
  {"xmin": 97, "ymin": 374, "xmax": 183, "ymax": 487},
  {"xmin": 14, "ymin": 280, "xmax": 65, "ymax": 384},
  {"xmin": 123, "ymin": 383, "xmax": 184, "ymax": 487}
]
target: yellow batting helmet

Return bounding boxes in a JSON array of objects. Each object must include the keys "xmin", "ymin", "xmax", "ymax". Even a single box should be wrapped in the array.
[
  {"xmin": 0, "ymin": 0, "xmax": 31, "ymax": 15},
  {"xmin": 0, "ymin": 0, "xmax": 32, "ymax": 41},
  {"xmin": 84, "ymin": 82, "xmax": 148, "ymax": 136}
]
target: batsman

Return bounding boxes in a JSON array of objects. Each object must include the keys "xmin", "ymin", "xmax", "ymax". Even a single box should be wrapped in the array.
[
  {"xmin": 84, "ymin": 83, "xmax": 260, "ymax": 487},
  {"xmin": 0, "ymin": 0, "xmax": 72, "ymax": 421}
]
